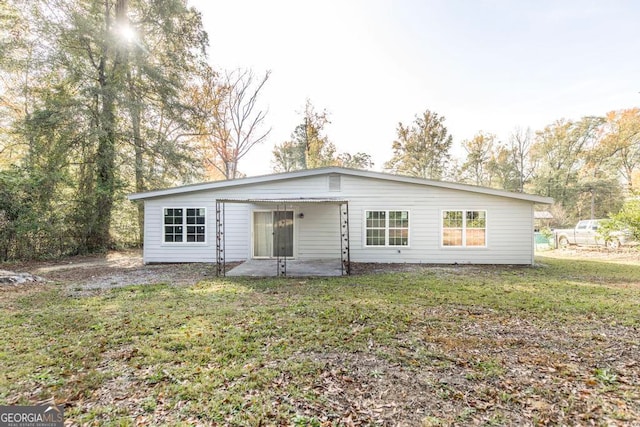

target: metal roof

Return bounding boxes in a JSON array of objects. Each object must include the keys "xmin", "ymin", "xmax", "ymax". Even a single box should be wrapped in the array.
[{"xmin": 216, "ymin": 197, "xmax": 348, "ymax": 204}]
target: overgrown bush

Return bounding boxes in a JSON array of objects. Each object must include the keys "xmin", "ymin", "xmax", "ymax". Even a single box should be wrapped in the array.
[{"xmin": 600, "ymin": 199, "xmax": 640, "ymax": 243}]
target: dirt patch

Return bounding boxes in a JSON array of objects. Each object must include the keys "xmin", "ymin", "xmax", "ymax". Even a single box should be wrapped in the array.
[
  {"xmin": 539, "ymin": 247, "xmax": 640, "ymax": 264},
  {"xmin": 350, "ymin": 263, "xmax": 510, "ymax": 277},
  {"xmin": 2, "ymin": 248, "xmax": 638, "ymax": 296},
  {"xmin": 0, "ymin": 250, "xmax": 217, "ymax": 295},
  {"xmin": 1, "ymin": 254, "xmax": 502, "ymax": 295}
]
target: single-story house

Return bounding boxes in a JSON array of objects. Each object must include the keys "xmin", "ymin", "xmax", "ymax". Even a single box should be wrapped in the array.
[{"xmin": 128, "ymin": 167, "xmax": 553, "ymax": 273}]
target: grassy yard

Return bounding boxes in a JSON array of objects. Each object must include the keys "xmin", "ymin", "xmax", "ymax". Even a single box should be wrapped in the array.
[{"xmin": 1, "ymin": 256, "xmax": 639, "ymax": 425}]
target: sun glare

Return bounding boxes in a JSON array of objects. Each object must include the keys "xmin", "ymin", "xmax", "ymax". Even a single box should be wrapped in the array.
[{"xmin": 117, "ymin": 24, "xmax": 136, "ymax": 43}]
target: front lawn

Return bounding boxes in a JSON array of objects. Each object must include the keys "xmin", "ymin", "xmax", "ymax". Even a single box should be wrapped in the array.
[{"xmin": 1, "ymin": 256, "xmax": 639, "ymax": 425}]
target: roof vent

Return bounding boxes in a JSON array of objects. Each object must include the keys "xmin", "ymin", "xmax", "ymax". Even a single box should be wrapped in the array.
[{"xmin": 329, "ymin": 174, "xmax": 341, "ymax": 192}]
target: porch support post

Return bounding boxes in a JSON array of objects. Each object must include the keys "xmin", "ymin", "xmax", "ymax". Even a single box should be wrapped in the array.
[
  {"xmin": 276, "ymin": 203, "xmax": 287, "ymax": 276},
  {"xmin": 215, "ymin": 200, "xmax": 225, "ymax": 276},
  {"xmin": 275, "ymin": 203, "xmax": 280, "ymax": 276},
  {"xmin": 340, "ymin": 202, "xmax": 351, "ymax": 275}
]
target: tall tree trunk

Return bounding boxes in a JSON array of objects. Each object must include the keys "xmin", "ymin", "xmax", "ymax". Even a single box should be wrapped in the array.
[
  {"xmin": 128, "ymin": 66, "xmax": 144, "ymax": 245},
  {"xmin": 92, "ymin": 59, "xmax": 117, "ymax": 251},
  {"xmin": 88, "ymin": 0, "xmax": 127, "ymax": 251}
]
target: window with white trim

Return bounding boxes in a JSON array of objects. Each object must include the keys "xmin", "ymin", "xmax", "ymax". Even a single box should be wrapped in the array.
[
  {"xmin": 442, "ymin": 210, "xmax": 486, "ymax": 247},
  {"xmin": 164, "ymin": 208, "xmax": 206, "ymax": 243},
  {"xmin": 365, "ymin": 210, "xmax": 409, "ymax": 246}
]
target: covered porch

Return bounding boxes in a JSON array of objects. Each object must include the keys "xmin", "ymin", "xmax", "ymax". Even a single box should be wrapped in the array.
[{"xmin": 215, "ymin": 197, "xmax": 351, "ymax": 277}]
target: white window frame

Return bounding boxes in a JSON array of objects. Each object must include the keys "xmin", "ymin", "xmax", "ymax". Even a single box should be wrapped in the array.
[
  {"xmin": 364, "ymin": 210, "xmax": 410, "ymax": 247},
  {"xmin": 441, "ymin": 209, "xmax": 487, "ymax": 248},
  {"xmin": 162, "ymin": 207, "xmax": 207, "ymax": 244}
]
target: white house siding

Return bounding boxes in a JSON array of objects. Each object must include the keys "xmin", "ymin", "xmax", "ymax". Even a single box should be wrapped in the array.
[
  {"xmin": 218, "ymin": 176, "xmax": 342, "ymax": 261},
  {"xmin": 296, "ymin": 203, "xmax": 341, "ymax": 259},
  {"xmin": 142, "ymin": 192, "xmax": 252, "ymax": 263},
  {"xmin": 143, "ymin": 192, "xmax": 217, "ymax": 263},
  {"xmin": 138, "ymin": 172, "xmax": 539, "ymax": 265},
  {"xmin": 341, "ymin": 175, "xmax": 534, "ymax": 264},
  {"xmin": 141, "ymin": 176, "xmax": 339, "ymax": 263}
]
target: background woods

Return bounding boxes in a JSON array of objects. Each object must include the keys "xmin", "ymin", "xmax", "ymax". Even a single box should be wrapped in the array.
[
  {"xmin": 381, "ymin": 109, "xmax": 638, "ymax": 228},
  {"xmin": 1, "ymin": 1, "xmax": 639, "ymax": 260},
  {"xmin": 0, "ymin": 0, "xmax": 209, "ymax": 259}
]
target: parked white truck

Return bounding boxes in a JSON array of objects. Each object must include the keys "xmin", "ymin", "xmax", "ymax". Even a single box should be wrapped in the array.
[{"xmin": 554, "ymin": 219, "xmax": 631, "ymax": 249}]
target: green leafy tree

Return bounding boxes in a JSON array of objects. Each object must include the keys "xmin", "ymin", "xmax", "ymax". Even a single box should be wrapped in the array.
[
  {"xmin": 530, "ymin": 117, "xmax": 622, "ymax": 223},
  {"xmin": 272, "ymin": 140, "xmax": 306, "ymax": 173},
  {"xmin": 599, "ymin": 108, "xmax": 640, "ymax": 193},
  {"xmin": 460, "ymin": 132, "xmax": 495, "ymax": 186},
  {"xmin": 456, "ymin": 128, "xmax": 531, "ymax": 191},
  {"xmin": 337, "ymin": 152, "xmax": 374, "ymax": 169},
  {"xmin": 272, "ymin": 100, "xmax": 373, "ymax": 172},
  {"xmin": 487, "ymin": 144, "xmax": 520, "ymax": 191},
  {"xmin": 298, "ymin": 100, "xmax": 337, "ymax": 169},
  {"xmin": 602, "ymin": 199, "xmax": 640, "ymax": 241},
  {"xmin": 384, "ymin": 110, "xmax": 453, "ymax": 180},
  {"xmin": 120, "ymin": 0, "xmax": 209, "ymax": 242},
  {"xmin": 0, "ymin": 0, "xmax": 209, "ymax": 258},
  {"xmin": 575, "ymin": 138, "xmax": 624, "ymax": 220},
  {"xmin": 272, "ymin": 100, "xmax": 336, "ymax": 171}
]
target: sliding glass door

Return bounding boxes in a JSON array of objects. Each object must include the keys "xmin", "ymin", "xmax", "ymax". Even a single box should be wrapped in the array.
[{"xmin": 253, "ymin": 210, "xmax": 294, "ymax": 258}]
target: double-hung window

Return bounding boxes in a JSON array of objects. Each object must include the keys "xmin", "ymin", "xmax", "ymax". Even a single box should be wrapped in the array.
[
  {"xmin": 164, "ymin": 208, "xmax": 206, "ymax": 243},
  {"xmin": 442, "ymin": 210, "xmax": 486, "ymax": 247},
  {"xmin": 365, "ymin": 210, "xmax": 409, "ymax": 246}
]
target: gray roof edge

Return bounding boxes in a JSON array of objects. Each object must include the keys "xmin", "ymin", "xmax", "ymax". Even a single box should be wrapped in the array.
[
  {"xmin": 128, "ymin": 166, "xmax": 554, "ymax": 204},
  {"xmin": 127, "ymin": 168, "xmax": 333, "ymax": 200},
  {"xmin": 339, "ymin": 168, "xmax": 554, "ymax": 204}
]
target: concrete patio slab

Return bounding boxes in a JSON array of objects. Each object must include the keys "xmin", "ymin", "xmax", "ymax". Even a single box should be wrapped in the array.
[{"xmin": 226, "ymin": 259, "xmax": 344, "ymax": 277}]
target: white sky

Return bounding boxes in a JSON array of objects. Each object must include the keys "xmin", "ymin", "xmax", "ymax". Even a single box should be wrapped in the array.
[{"xmin": 189, "ymin": 0, "xmax": 640, "ymax": 176}]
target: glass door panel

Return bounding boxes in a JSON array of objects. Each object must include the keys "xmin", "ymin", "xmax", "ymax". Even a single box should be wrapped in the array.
[
  {"xmin": 273, "ymin": 211, "xmax": 294, "ymax": 257},
  {"xmin": 253, "ymin": 211, "xmax": 273, "ymax": 257},
  {"xmin": 253, "ymin": 210, "xmax": 294, "ymax": 258}
]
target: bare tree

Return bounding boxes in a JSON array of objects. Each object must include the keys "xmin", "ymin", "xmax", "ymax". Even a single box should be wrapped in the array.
[
  {"xmin": 197, "ymin": 68, "xmax": 271, "ymax": 179},
  {"xmin": 509, "ymin": 127, "xmax": 534, "ymax": 192}
]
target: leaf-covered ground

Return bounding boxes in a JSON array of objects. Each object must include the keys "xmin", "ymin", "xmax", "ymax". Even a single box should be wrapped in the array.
[{"xmin": 0, "ymin": 254, "xmax": 639, "ymax": 425}]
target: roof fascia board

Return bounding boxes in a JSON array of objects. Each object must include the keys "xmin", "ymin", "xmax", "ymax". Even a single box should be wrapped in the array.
[
  {"xmin": 128, "ymin": 167, "xmax": 553, "ymax": 204},
  {"xmin": 352, "ymin": 170, "xmax": 554, "ymax": 204},
  {"xmin": 127, "ymin": 168, "xmax": 328, "ymax": 201}
]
